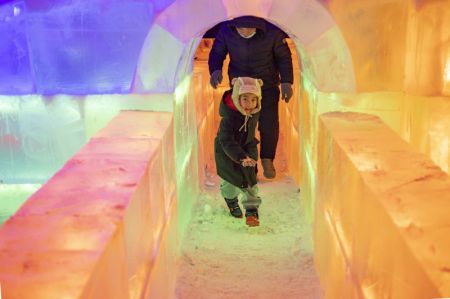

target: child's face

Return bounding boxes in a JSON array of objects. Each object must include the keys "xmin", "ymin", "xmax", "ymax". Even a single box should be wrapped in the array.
[{"xmin": 239, "ymin": 93, "xmax": 258, "ymax": 114}]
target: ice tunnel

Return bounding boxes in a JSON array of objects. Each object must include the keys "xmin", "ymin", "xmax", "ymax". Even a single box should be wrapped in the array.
[{"xmin": 1, "ymin": 0, "xmax": 450, "ymax": 298}]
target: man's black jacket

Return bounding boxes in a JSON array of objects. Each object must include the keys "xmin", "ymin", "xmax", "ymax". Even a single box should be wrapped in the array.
[{"xmin": 209, "ymin": 16, "xmax": 294, "ymax": 90}]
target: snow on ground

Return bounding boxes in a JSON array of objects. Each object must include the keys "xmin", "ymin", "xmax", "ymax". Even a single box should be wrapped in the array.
[{"xmin": 175, "ymin": 155, "xmax": 323, "ymax": 299}]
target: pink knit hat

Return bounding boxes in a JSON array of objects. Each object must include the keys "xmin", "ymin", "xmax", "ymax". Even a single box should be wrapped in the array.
[
  {"xmin": 230, "ymin": 77, "xmax": 264, "ymax": 131},
  {"xmin": 231, "ymin": 77, "xmax": 263, "ymax": 115},
  {"xmin": 231, "ymin": 77, "xmax": 263, "ymax": 101}
]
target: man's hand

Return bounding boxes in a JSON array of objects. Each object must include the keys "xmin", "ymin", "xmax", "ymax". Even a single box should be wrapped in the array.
[
  {"xmin": 281, "ymin": 83, "xmax": 293, "ymax": 103},
  {"xmin": 210, "ymin": 70, "xmax": 223, "ymax": 89},
  {"xmin": 241, "ymin": 157, "xmax": 257, "ymax": 167}
]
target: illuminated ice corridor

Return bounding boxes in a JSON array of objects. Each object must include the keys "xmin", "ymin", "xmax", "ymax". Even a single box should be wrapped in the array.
[{"xmin": 1, "ymin": 0, "xmax": 450, "ymax": 298}]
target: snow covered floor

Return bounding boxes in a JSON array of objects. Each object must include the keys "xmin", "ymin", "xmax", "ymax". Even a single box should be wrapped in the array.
[{"xmin": 175, "ymin": 157, "xmax": 323, "ymax": 298}]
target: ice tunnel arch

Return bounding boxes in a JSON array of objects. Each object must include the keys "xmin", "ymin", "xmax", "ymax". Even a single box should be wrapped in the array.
[{"xmin": 133, "ymin": 0, "xmax": 356, "ymax": 94}]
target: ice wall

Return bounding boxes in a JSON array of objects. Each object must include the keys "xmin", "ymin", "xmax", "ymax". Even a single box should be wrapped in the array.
[
  {"xmin": 2, "ymin": 0, "xmax": 448, "ymax": 96},
  {"xmin": 0, "ymin": 2, "xmax": 34, "ymax": 93},
  {"xmin": 0, "ymin": 110, "xmax": 179, "ymax": 299},
  {"xmin": 0, "ymin": 96, "xmax": 86, "ymax": 183},
  {"xmin": 172, "ymin": 48, "xmax": 201, "ymax": 242},
  {"xmin": 290, "ymin": 0, "xmax": 450, "ymax": 225},
  {"xmin": 1, "ymin": 0, "xmax": 354, "ymax": 95},
  {"xmin": 322, "ymin": 0, "xmax": 450, "ymax": 96},
  {"xmin": 0, "ymin": 94, "xmax": 173, "ymax": 183},
  {"xmin": 0, "ymin": 0, "xmax": 155, "ymax": 94},
  {"xmin": 315, "ymin": 112, "xmax": 450, "ymax": 298}
]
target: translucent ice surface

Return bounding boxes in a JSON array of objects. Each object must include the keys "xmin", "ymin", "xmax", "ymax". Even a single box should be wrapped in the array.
[
  {"xmin": 0, "ymin": 184, "xmax": 40, "ymax": 226},
  {"xmin": 0, "ymin": 2, "xmax": 34, "ymax": 93},
  {"xmin": 0, "ymin": 96, "xmax": 86, "ymax": 183},
  {"xmin": 0, "ymin": 0, "xmax": 154, "ymax": 94},
  {"xmin": 29, "ymin": 1, "xmax": 153, "ymax": 94}
]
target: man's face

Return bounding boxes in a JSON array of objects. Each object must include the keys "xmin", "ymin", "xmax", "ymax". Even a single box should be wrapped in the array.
[{"xmin": 236, "ymin": 27, "xmax": 256, "ymax": 38}]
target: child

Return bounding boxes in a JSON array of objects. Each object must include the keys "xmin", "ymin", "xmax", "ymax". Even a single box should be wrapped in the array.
[
  {"xmin": 214, "ymin": 76, "xmax": 263, "ymax": 227},
  {"xmin": 209, "ymin": 16, "xmax": 294, "ymax": 179}
]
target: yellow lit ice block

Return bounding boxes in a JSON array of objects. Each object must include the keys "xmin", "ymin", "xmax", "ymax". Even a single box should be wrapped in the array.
[
  {"xmin": 407, "ymin": 95, "xmax": 450, "ymax": 173},
  {"xmin": 315, "ymin": 112, "xmax": 450, "ymax": 298},
  {"xmin": 192, "ymin": 59, "xmax": 217, "ymax": 183},
  {"xmin": 324, "ymin": 0, "xmax": 408, "ymax": 92}
]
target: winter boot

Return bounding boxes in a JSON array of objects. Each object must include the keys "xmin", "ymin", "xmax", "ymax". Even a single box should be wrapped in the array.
[
  {"xmin": 224, "ymin": 197, "xmax": 243, "ymax": 218},
  {"xmin": 261, "ymin": 159, "xmax": 276, "ymax": 179},
  {"xmin": 245, "ymin": 209, "xmax": 259, "ymax": 227}
]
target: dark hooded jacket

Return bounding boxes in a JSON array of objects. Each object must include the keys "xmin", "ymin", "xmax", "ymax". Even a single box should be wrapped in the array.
[
  {"xmin": 214, "ymin": 90, "xmax": 260, "ymax": 188},
  {"xmin": 209, "ymin": 16, "xmax": 293, "ymax": 93}
]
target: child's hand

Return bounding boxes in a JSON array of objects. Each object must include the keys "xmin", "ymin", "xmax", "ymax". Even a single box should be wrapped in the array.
[{"xmin": 241, "ymin": 157, "xmax": 257, "ymax": 167}]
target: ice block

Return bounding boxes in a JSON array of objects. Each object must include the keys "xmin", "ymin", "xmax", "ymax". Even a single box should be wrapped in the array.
[
  {"xmin": 0, "ymin": 95, "xmax": 86, "ymax": 183},
  {"xmin": 315, "ymin": 111, "xmax": 450, "ymax": 298},
  {"xmin": 0, "ymin": 2, "xmax": 34, "ymax": 94},
  {"xmin": 0, "ymin": 110, "xmax": 177, "ymax": 299},
  {"xmin": 26, "ymin": 1, "xmax": 153, "ymax": 94}
]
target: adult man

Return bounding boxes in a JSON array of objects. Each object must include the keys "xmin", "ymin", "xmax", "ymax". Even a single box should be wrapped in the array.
[{"xmin": 209, "ymin": 15, "xmax": 294, "ymax": 179}]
